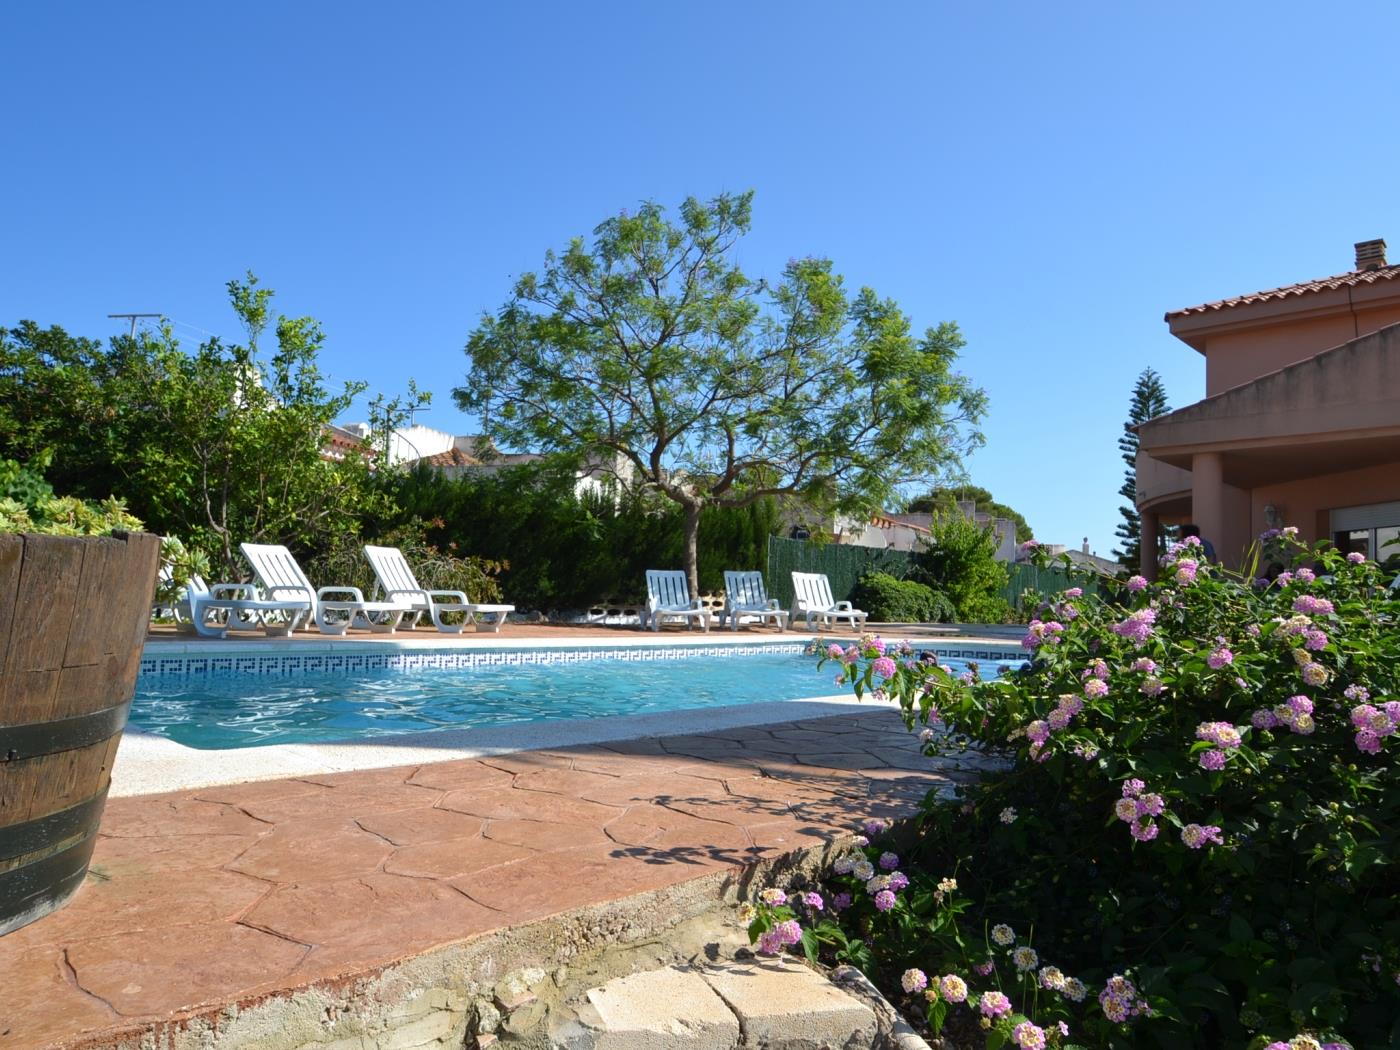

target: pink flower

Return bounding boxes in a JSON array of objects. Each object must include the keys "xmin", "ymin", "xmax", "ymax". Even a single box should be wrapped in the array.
[
  {"xmin": 1196, "ymin": 721, "xmax": 1243, "ymax": 749},
  {"xmin": 939, "ymin": 974, "xmax": 968, "ymax": 1003},
  {"xmin": 1130, "ymin": 821, "xmax": 1159, "ymax": 842},
  {"xmin": 1295, "ymin": 567, "xmax": 1316, "ymax": 583},
  {"xmin": 1141, "ymin": 677, "xmax": 1165, "ymax": 697},
  {"xmin": 1111, "ymin": 608, "xmax": 1157, "ymax": 645},
  {"xmin": 1122, "ymin": 778, "xmax": 1146, "ymax": 798},
  {"xmin": 874, "ymin": 890, "xmax": 896, "ymax": 911},
  {"xmin": 871, "ymin": 656, "xmax": 897, "ymax": 680},
  {"xmin": 973, "ymin": 960, "xmax": 994, "ymax": 976},
  {"xmin": 1347, "ymin": 551, "xmax": 1366, "ymax": 564},
  {"xmin": 1126, "ymin": 575, "xmax": 1148, "ymax": 592},
  {"xmin": 826, "ymin": 643, "xmax": 844, "ymax": 660},
  {"xmin": 1065, "ymin": 587, "xmax": 1083, "ymax": 598},
  {"xmin": 1356, "ymin": 729, "xmax": 1383, "ymax": 754},
  {"xmin": 1251, "ymin": 708, "xmax": 1280, "ymax": 730},
  {"xmin": 1207, "ymin": 646, "xmax": 1233, "ymax": 669},
  {"xmin": 1131, "ymin": 657, "xmax": 1157, "ymax": 673},
  {"xmin": 802, "ymin": 892, "xmax": 824, "ymax": 911},
  {"xmin": 1012, "ymin": 1021, "xmax": 1047, "ymax": 1049},
  {"xmin": 1175, "ymin": 559, "xmax": 1198, "ymax": 585},
  {"xmin": 1293, "ymin": 595, "xmax": 1335, "ymax": 616},
  {"xmin": 1181, "ymin": 823, "xmax": 1224, "ymax": 849},
  {"xmin": 979, "ymin": 990, "xmax": 1012, "ymax": 1017},
  {"xmin": 1084, "ymin": 678, "xmax": 1109, "ymax": 700}
]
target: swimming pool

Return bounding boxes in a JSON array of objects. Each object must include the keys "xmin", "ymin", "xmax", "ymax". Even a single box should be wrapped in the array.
[{"xmin": 130, "ymin": 643, "xmax": 1014, "ymax": 750}]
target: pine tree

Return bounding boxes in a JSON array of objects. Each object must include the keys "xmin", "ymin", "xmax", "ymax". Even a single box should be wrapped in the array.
[{"xmin": 1114, "ymin": 368, "xmax": 1170, "ymax": 568}]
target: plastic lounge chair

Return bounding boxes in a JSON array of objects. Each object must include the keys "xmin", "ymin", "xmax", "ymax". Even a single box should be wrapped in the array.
[
  {"xmin": 185, "ymin": 574, "xmax": 311, "ymax": 638},
  {"xmin": 790, "ymin": 571, "xmax": 868, "ymax": 632},
  {"xmin": 363, "ymin": 545, "xmax": 515, "ymax": 634},
  {"xmin": 720, "ymin": 571, "xmax": 788, "ymax": 632},
  {"xmin": 241, "ymin": 543, "xmax": 409, "ymax": 636},
  {"xmin": 640, "ymin": 570, "xmax": 711, "ymax": 632}
]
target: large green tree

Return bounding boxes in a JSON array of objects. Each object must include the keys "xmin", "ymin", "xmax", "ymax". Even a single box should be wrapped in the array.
[
  {"xmin": 455, "ymin": 192, "xmax": 987, "ymax": 594},
  {"xmin": 0, "ymin": 274, "xmax": 411, "ymax": 575},
  {"xmin": 905, "ymin": 483, "xmax": 1032, "ymax": 542},
  {"xmin": 1113, "ymin": 367, "xmax": 1170, "ymax": 568}
]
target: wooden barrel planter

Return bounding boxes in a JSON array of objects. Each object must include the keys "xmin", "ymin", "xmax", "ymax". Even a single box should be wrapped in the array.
[{"xmin": 0, "ymin": 531, "xmax": 161, "ymax": 936}]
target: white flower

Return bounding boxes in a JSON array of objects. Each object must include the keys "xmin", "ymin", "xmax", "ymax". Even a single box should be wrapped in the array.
[
  {"xmin": 991, "ymin": 923, "xmax": 1016, "ymax": 946},
  {"xmin": 852, "ymin": 860, "xmax": 875, "ymax": 881},
  {"xmin": 999, "ymin": 807, "xmax": 1018, "ymax": 825},
  {"xmin": 1013, "ymin": 946, "xmax": 1039, "ymax": 972}
]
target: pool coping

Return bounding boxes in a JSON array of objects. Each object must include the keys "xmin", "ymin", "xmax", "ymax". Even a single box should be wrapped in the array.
[{"xmin": 111, "ymin": 695, "xmax": 871, "ymax": 797}]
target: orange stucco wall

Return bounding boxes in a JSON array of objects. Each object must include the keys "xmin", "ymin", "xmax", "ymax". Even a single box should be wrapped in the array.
[
  {"xmin": 1205, "ymin": 304, "xmax": 1400, "ymax": 395},
  {"xmin": 1249, "ymin": 461, "xmax": 1400, "ymax": 549}
]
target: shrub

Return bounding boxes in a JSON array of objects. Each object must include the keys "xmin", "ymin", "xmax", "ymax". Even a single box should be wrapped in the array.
[
  {"xmin": 851, "ymin": 570, "xmax": 954, "ymax": 623},
  {"xmin": 0, "ymin": 453, "xmax": 142, "ymax": 536},
  {"xmin": 913, "ymin": 512, "xmax": 1011, "ymax": 623},
  {"xmin": 306, "ymin": 519, "xmax": 505, "ymax": 606},
  {"xmin": 759, "ymin": 532, "xmax": 1396, "ymax": 1049}
]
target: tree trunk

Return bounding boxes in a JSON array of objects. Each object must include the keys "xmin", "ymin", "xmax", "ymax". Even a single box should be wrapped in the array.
[{"xmin": 683, "ymin": 501, "xmax": 702, "ymax": 599}]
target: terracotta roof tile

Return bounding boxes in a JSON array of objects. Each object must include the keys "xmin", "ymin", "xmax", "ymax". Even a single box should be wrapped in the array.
[
  {"xmin": 417, "ymin": 447, "xmax": 481, "ymax": 468},
  {"xmin": 1167, "ymin": 265, "xmax": 1400, "ymax": 319}
]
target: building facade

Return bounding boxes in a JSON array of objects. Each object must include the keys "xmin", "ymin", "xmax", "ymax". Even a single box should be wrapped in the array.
[{"xmin": 1135, "ymin": 239, "xmax": 1400, "ymax": 575}]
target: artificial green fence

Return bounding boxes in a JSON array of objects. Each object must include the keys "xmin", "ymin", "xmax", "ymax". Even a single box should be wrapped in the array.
[{"xmin": 765, "ymin": 536, "xmax": 1091, "ymax": 617}]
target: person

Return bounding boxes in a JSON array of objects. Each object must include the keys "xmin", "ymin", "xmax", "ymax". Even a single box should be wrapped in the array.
[{"xmin": 1179, "ymin": 523, "xmax": 1217, "ymax": 563}]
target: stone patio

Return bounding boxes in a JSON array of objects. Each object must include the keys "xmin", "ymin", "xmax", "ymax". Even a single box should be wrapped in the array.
[{"xmin": 0, "ymin": 709, "xmax": 991, "ymax": 1050}]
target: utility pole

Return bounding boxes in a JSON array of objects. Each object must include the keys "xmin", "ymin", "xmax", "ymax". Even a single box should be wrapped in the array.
[{"xmin": 107, "ymin": 313, "xmax": 161, "ymax": 338}]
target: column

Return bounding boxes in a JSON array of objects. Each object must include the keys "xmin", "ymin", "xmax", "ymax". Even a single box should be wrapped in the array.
[
  {"xmin": 1191, "ymin": 451, "xmax": 1225, "ymax": 556},
  {"xmin": 1139, "ymin": 509, "xmax": 1159, "ymax": 580}
]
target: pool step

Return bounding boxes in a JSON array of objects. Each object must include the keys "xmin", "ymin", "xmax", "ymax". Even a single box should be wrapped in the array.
[{"xmin": 552, "ymin": 960, "xmax": 877, "ymax": 1050}]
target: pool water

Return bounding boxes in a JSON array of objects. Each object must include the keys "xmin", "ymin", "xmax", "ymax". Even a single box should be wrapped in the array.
[{"xmin": 131, "ymin": 651, "xmax": 984, "ymax": 750}]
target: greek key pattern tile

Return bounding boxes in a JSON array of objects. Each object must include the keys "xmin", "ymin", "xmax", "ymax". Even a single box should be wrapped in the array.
[{"xmin": 139, "ymin": 642, "xmax": 812, "ymax": 679}]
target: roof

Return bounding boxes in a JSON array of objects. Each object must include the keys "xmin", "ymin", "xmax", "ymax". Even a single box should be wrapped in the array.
[
  {"xmin": 323, "ymin": 423, "xmax": 368, "ymax": 446},
  {"xmin": 871, "ymin": 513, "xmax": 931, "ymax": 534},
  {"xmin": 1166, "ymin": 264, "xmax": 1400, "ymax": 319},
  {"xmin": 415, "ymin": 447, "xmax": 482, "ymax": 468}
]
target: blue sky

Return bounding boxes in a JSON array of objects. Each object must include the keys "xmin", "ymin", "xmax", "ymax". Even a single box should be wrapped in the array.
[{"xmin": 4, "ymin": 2, "xmax": 1398, "ymax": 556}]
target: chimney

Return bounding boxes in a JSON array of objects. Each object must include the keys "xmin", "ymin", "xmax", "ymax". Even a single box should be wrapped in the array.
[
  {"xmin": 1355, "ymin": 238, "xmax": 1387, "ymax": 271},
  {"xmin": 1082, "ymin": 537, "xmax": 1090, "ymax": 554}
]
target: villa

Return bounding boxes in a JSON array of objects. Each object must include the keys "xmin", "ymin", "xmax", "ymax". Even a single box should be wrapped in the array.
[{"xmin": 1135, "ymin": 238, "xmax": 1400, "ymax": 574}]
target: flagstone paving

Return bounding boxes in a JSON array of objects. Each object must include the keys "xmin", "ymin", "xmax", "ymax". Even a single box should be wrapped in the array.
[{"xmin": 0, "ymin": 709, "xmax": 993, "ymax": 1050}]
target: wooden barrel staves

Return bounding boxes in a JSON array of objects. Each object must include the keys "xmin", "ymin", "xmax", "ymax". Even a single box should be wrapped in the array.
[{"xmin": 0, "ymin": 531, "xmax": 161, "ymax": 936}]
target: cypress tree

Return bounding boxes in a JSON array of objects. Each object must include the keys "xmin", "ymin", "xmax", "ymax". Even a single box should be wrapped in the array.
[{"xmin": 1114, "ymin": 368, "xmax": 1171, "ymax": 568}]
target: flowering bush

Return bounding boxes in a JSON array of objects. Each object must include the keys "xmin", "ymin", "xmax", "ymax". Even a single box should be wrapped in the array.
[{"xmin": 778, "ymin": 534, "xmax": 1398, "ymax": 1048}]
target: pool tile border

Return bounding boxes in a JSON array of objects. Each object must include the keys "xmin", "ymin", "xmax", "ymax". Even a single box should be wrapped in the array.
[{"xmin": 137, "ymin": 640, "xmax": 1025, "ymax": 678}]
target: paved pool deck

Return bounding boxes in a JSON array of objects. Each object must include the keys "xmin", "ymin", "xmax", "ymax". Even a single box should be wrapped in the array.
[{"xmin": 0, "ymin": 709, "xmax": 993, "ymax": 1050}]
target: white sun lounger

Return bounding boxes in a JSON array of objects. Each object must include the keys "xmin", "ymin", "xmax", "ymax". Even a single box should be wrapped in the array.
[
  {"xmin": 790, "ymin": 572, "xmax": 868, "ymax": 632},
  {"xmin": 241, "ymin": 543, "xmax": 410, "ymax": 635},
  {"xmin": 719, "ymin": 571, "xmax": 788, "ymax": 631},
  {"xmin": 183, "ymin": 574, "xmax": 311, "ymax": 638},
  {"xmin": 364, "ymin": 545, "xmax": 514, "ymax": 633},
  {"xmin": 641, "ymin": 570, "xmax": 711, "ymax": 632}
]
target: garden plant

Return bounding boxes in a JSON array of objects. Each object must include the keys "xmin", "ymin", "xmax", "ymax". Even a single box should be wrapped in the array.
[{"xmin": 746, "ymin": 532, "xmax": 1397, "ymax": 1050}]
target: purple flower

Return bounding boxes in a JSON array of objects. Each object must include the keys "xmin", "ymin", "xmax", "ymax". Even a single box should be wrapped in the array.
[
  {"xmin": 1251, "ymin": 708, "xmax": 1280, "ymax": 729},
  {"xmin": 832, "ymin": 892, "xmax": 853, "ymax": 910},
  {"xmin": 802, "ymin": 891, "xmax": 823, "ymax": 911},
  {"xmin": 1344, "ymin": 683, "xmax": 1371, "ymax": 702},
  {"xmin": 878, "ymin": 851, "xmax": 899, "ymax": 870},
  {"xmin": 1084, "ymin": 678, "xmax": 1109, "ymax": 700},
  {"xmin": 1356, "ymin": 729, "xmax": 1383, "ymax": 754},
  {"xmin": 1181, "ymin": 823, "xmax": 1224, "ymax": 849},
  {"xmin": 1347, "ymin": 551, "xmax": 1366, "ymax": 564},
  {"xmin": 1136, "ymin": 792, "xmax": 1165, "ymax": 817},
  {"xmin": 1126, "ymin": 575, "xmax": 1148, "ymax": 592},
  {"xmin": 1199, "ymin": 749, "xmax": 1227, "ymax": 771},
  {"xmin": 1207, "ymin": 645, "xmax": 1233, "ymax": 669},
  {"xmin": 887, "ymin": 871, "xmax": 909, "ymax": 891},
  {"xmin": 863, "ymin": 818, "xmax": 889, "ymax": 837},
  {"xmin": 1122, "ymin": 778, "xmax": 1146, "ymax": 798},
  {"xmin": 1111, "ymin": 607, "xmax": 1157, "ymax": 645},
  {"xmin": 1130, "ymin": 820, "xmax": 1159, "ymax": 842},
  {"xmin": 1196, "ymin": 721, "xmax": 1242, "ymax": 749},
  {"xmin": 1296, "ymin": 567, "xmax": 1316, "ymax": 583},
  {"xmin": 1293, "ymin": 595, "xmax": 1335, "ymax": 616},
  {"xmin": 973, "ymin": 959, "xmax": 995, "ymax": 976},
  {"xmin": 873, "ymin": 889, "xmax": 896, "ymax": 911}
]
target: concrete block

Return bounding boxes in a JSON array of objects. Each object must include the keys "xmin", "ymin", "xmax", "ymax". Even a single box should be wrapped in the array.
[
  {"xmin": 701, "ymin": 961, "xmax": 876, "ymax": 1050},
  {"xmin": 569, "ymin": 966, "xmax": 741, "ymax": 1050}
]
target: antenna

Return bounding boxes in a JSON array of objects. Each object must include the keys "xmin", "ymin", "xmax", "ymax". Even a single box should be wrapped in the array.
[{"xmin": 108, "ymin": 313, "xmax": 161, "ymax": 338}]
